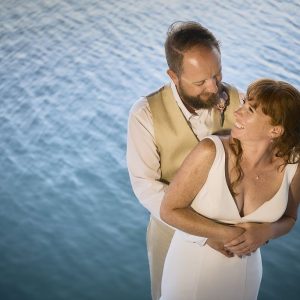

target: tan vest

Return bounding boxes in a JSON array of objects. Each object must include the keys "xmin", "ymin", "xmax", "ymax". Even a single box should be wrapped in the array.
[{"xmin": 148, "ymin": 83, "xmax": 239, "ymax": 183}]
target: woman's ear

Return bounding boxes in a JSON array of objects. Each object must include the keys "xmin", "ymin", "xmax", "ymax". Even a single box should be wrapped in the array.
[{"xmin": 270, "ymin": 125, "xmax": 284, "ymax": 138}]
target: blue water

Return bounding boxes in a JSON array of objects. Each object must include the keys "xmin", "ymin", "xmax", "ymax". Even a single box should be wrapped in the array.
[{"xmin": 0, "ymin": 0, "xmax": 299, "ymax": 299}]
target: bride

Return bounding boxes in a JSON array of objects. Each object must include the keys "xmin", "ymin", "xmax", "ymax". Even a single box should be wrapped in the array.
[{"xmin": 160, "ymin": 79, "xmax": 300, "ymax": 300}]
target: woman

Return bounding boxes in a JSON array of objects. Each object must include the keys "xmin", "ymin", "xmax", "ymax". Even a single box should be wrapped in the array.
[{"xmin": 160, "ymin": 79, "xmax": 300, "ymax": 300}]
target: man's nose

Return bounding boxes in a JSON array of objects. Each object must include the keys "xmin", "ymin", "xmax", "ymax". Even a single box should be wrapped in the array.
[{"xmin": 205, "ymin": 78, "xmax": 218, "ymax": 94}]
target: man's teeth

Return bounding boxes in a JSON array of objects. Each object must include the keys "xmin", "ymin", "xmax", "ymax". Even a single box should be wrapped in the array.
[{"xmin": 235, "ymin": 122, "xmax": 245, "ymax": 129}]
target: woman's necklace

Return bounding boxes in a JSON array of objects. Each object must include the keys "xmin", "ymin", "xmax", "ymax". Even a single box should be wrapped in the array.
[
  {"xmin": 253, "ymin": 168, "xmax": 266, "ymax": 181},
  {"xmin": 244, "ymin": 164, "xmax": 266, "ymax": 181},
  {"xmin": 242, "ymin": 154, "xmax": 274, "ymax": 182}
]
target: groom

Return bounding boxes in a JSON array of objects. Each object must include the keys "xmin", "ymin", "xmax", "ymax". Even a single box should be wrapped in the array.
[{"xmin": 127, "ymin": 21, "xmax": 274, "ymax": 300}]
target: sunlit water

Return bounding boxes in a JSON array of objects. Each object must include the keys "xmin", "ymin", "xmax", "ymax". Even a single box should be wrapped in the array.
[{"xmin": 0, "ymin": 0, "xmax": 299, "ymax": 299}]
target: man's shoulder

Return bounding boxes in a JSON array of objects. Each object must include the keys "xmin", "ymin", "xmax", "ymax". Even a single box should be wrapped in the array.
[
  {"xmin": 129, "ymin": 97, "xmax": 149, "ymax": 117},
  {"xmin": 146, "ymin": 84, "xmax": 169, "ymax": 99},
  {"xmin": 129, "ymin": 84, "xmax": 169, "ymax": 116}
]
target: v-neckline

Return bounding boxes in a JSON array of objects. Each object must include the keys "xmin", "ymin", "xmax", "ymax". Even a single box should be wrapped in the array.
[{"xmin": 217, "ymin": 137, "xmax": 287, "ymax": 219}]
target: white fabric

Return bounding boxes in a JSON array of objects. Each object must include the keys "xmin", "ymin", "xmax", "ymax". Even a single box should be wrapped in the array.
[{"xmin": 160, "ymin": 135, "xmax": 298, "ymax": 300}]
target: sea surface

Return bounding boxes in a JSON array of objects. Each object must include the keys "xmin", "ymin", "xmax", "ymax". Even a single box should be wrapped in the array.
[{"xmin": 0, "ymin": 0, "xmax": 299, "ymax": 299}]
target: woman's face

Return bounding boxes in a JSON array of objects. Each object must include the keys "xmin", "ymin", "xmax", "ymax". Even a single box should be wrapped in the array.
[{"xmin": 231, "ymin": 99, "xmax": 274, "ymax": 142}]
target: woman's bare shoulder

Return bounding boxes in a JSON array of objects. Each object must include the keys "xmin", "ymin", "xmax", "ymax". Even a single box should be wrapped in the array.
[
  {"xmin": 178, "ymin": 138, "xmax": 217, "ymax": 173},
  {"xmin": 192, "ymin": 137, "xmax": 217, "ymax": 158}
]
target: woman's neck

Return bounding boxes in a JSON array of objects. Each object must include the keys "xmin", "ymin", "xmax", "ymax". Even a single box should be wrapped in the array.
[{"xmin": 240, "ymin": 141, "xmax": 276, "ymax": 170}]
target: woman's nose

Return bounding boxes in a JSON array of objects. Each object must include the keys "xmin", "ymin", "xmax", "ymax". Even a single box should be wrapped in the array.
[{"xmin": 234, "ymin": 107, "xmax": 243, "ymax": 116}]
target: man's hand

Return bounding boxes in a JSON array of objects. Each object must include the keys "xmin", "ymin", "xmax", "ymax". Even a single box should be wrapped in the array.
[
  {"xmin": 205, "ymin": 224, "xmax": 245, "ymax": 258},
  {"xmin": 206, "ymin": 239, "xmax": 234, "ymax": 258},
  {"xmin": 224, "ymin": 222, "xmax": 271, "ymax": 256}
]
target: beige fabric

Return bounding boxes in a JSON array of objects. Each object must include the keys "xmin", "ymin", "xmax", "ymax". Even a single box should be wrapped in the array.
[
  {"xmin": 146, "ymin": 217, "xmax": 174, "ymax": 300},
  {"xmin": 148, "ymin": 85, "xmax": 199, "ymax": 183},
  {"xmin": 148, "ymin": 83, "xmax": 240, "ymax": 183},
  {"xmin": 146, "ymin": 83, "xmax": 240, "ymax": 300}
]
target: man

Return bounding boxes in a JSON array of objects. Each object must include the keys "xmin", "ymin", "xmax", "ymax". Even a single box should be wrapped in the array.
[
  {"xmin": 127, "ymin": 21, "xmax": 241, "ymax": 299},
  {"xmin": 127, "ymin": 21, "xmax": 290, "ymax": 300}
]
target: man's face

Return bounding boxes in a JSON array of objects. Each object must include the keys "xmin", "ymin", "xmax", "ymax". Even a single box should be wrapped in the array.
[{"xmin": 171, "ymin": 46, "xmax": 222, "ymax": 112}]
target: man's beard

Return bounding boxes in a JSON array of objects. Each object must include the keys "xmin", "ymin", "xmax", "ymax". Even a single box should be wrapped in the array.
[{"xmin": 177, "ymin": 81, "xmax": 220, "ymax": 110}]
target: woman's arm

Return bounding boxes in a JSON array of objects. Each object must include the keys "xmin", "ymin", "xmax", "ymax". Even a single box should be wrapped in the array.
[
  {"xmin": 160, "ymin": 138, "xmax": 244, "ymax": 243},
  {"xmin": 224, "ymin": 164, "xmax": 300, "ymax": 256}
]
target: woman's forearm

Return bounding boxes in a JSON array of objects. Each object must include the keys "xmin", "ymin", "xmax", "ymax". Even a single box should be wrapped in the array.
[{"xmin": 160, "ymin": 206, "xmax": 244, "ymax": 242}]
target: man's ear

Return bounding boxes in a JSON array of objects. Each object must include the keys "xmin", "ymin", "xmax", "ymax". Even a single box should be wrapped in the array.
[
  {"xmin": 167, "ymin": 69, "xmax": 179, "ymax": 86},
  {"xmin": 270, "ymin": 125, "xmax": 284, "ymax": 138}
]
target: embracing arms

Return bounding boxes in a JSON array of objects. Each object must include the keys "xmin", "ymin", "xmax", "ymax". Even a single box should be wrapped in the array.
[
  {"xmin": 127, "ymin": 99, "xmax": 243, "ymax": 253},
  {"xmin": 160, "ymin": 137, "xmax": 300, "ymax": 257}
]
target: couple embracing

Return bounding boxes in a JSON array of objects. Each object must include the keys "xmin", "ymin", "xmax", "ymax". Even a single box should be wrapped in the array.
[{"xmin": 127, "ymin": 21, "xmax": 300, "ymax": 300}]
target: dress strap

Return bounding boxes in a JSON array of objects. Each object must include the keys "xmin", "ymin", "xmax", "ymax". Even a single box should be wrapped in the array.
[
  {"xmin": 202, "ymin": 135, "xmax": 226, "ymax": 174},
  {"xmin": 286, "ymin": 163, "xmax": 299, "ymax": 184}
]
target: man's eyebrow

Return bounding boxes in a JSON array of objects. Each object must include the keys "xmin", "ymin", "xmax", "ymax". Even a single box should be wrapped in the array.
[{"xmin": 192, "ymin": 79, "xmax": 205, "ymax": 84}]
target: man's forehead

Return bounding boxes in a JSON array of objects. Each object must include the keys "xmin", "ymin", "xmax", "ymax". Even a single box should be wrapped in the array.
[
  {"xmin": 183, "ymin": 45, "xmax": 220, "ymax": 58},
  {"xmin": 182, "ymin": 48, "xmax": 221, "ymax": 69},
  {"xmin": 181, "ymin": 62, "xmax": 222, "ymax": 82}
]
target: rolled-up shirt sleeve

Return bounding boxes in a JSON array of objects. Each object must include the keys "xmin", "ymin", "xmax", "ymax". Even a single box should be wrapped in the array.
[{"xmin": 126, "ymin": 97, "xmax": 167, "ymax": 220}]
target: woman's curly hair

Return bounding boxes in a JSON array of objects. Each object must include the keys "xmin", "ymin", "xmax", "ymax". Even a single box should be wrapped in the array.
[{"xmin": 229, "ymin": 78, "xmax": 300, "ymax": 192}]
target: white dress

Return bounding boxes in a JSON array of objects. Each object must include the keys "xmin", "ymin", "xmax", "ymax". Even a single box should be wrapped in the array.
[{"xmin": 160, "ymin": 135, "xmax": 298, "ymax": 300}]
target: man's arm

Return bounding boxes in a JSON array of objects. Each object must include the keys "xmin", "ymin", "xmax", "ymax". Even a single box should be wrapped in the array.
[
  {"xmin": 127, "ymin": 98, "xmax": 221, "ymax": 247},
  {"xmin": 127, "ymin": 96, "xmax": 244, "ymax": 250},
  {"xmin": 127, "ymin": 97, "xmax": 167, "ymax": 220}
]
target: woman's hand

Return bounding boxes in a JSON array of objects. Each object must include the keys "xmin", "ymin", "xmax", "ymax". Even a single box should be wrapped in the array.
[{"xmin": 224, "ymin": 222, "xmax": 272, "ymax": 256}]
